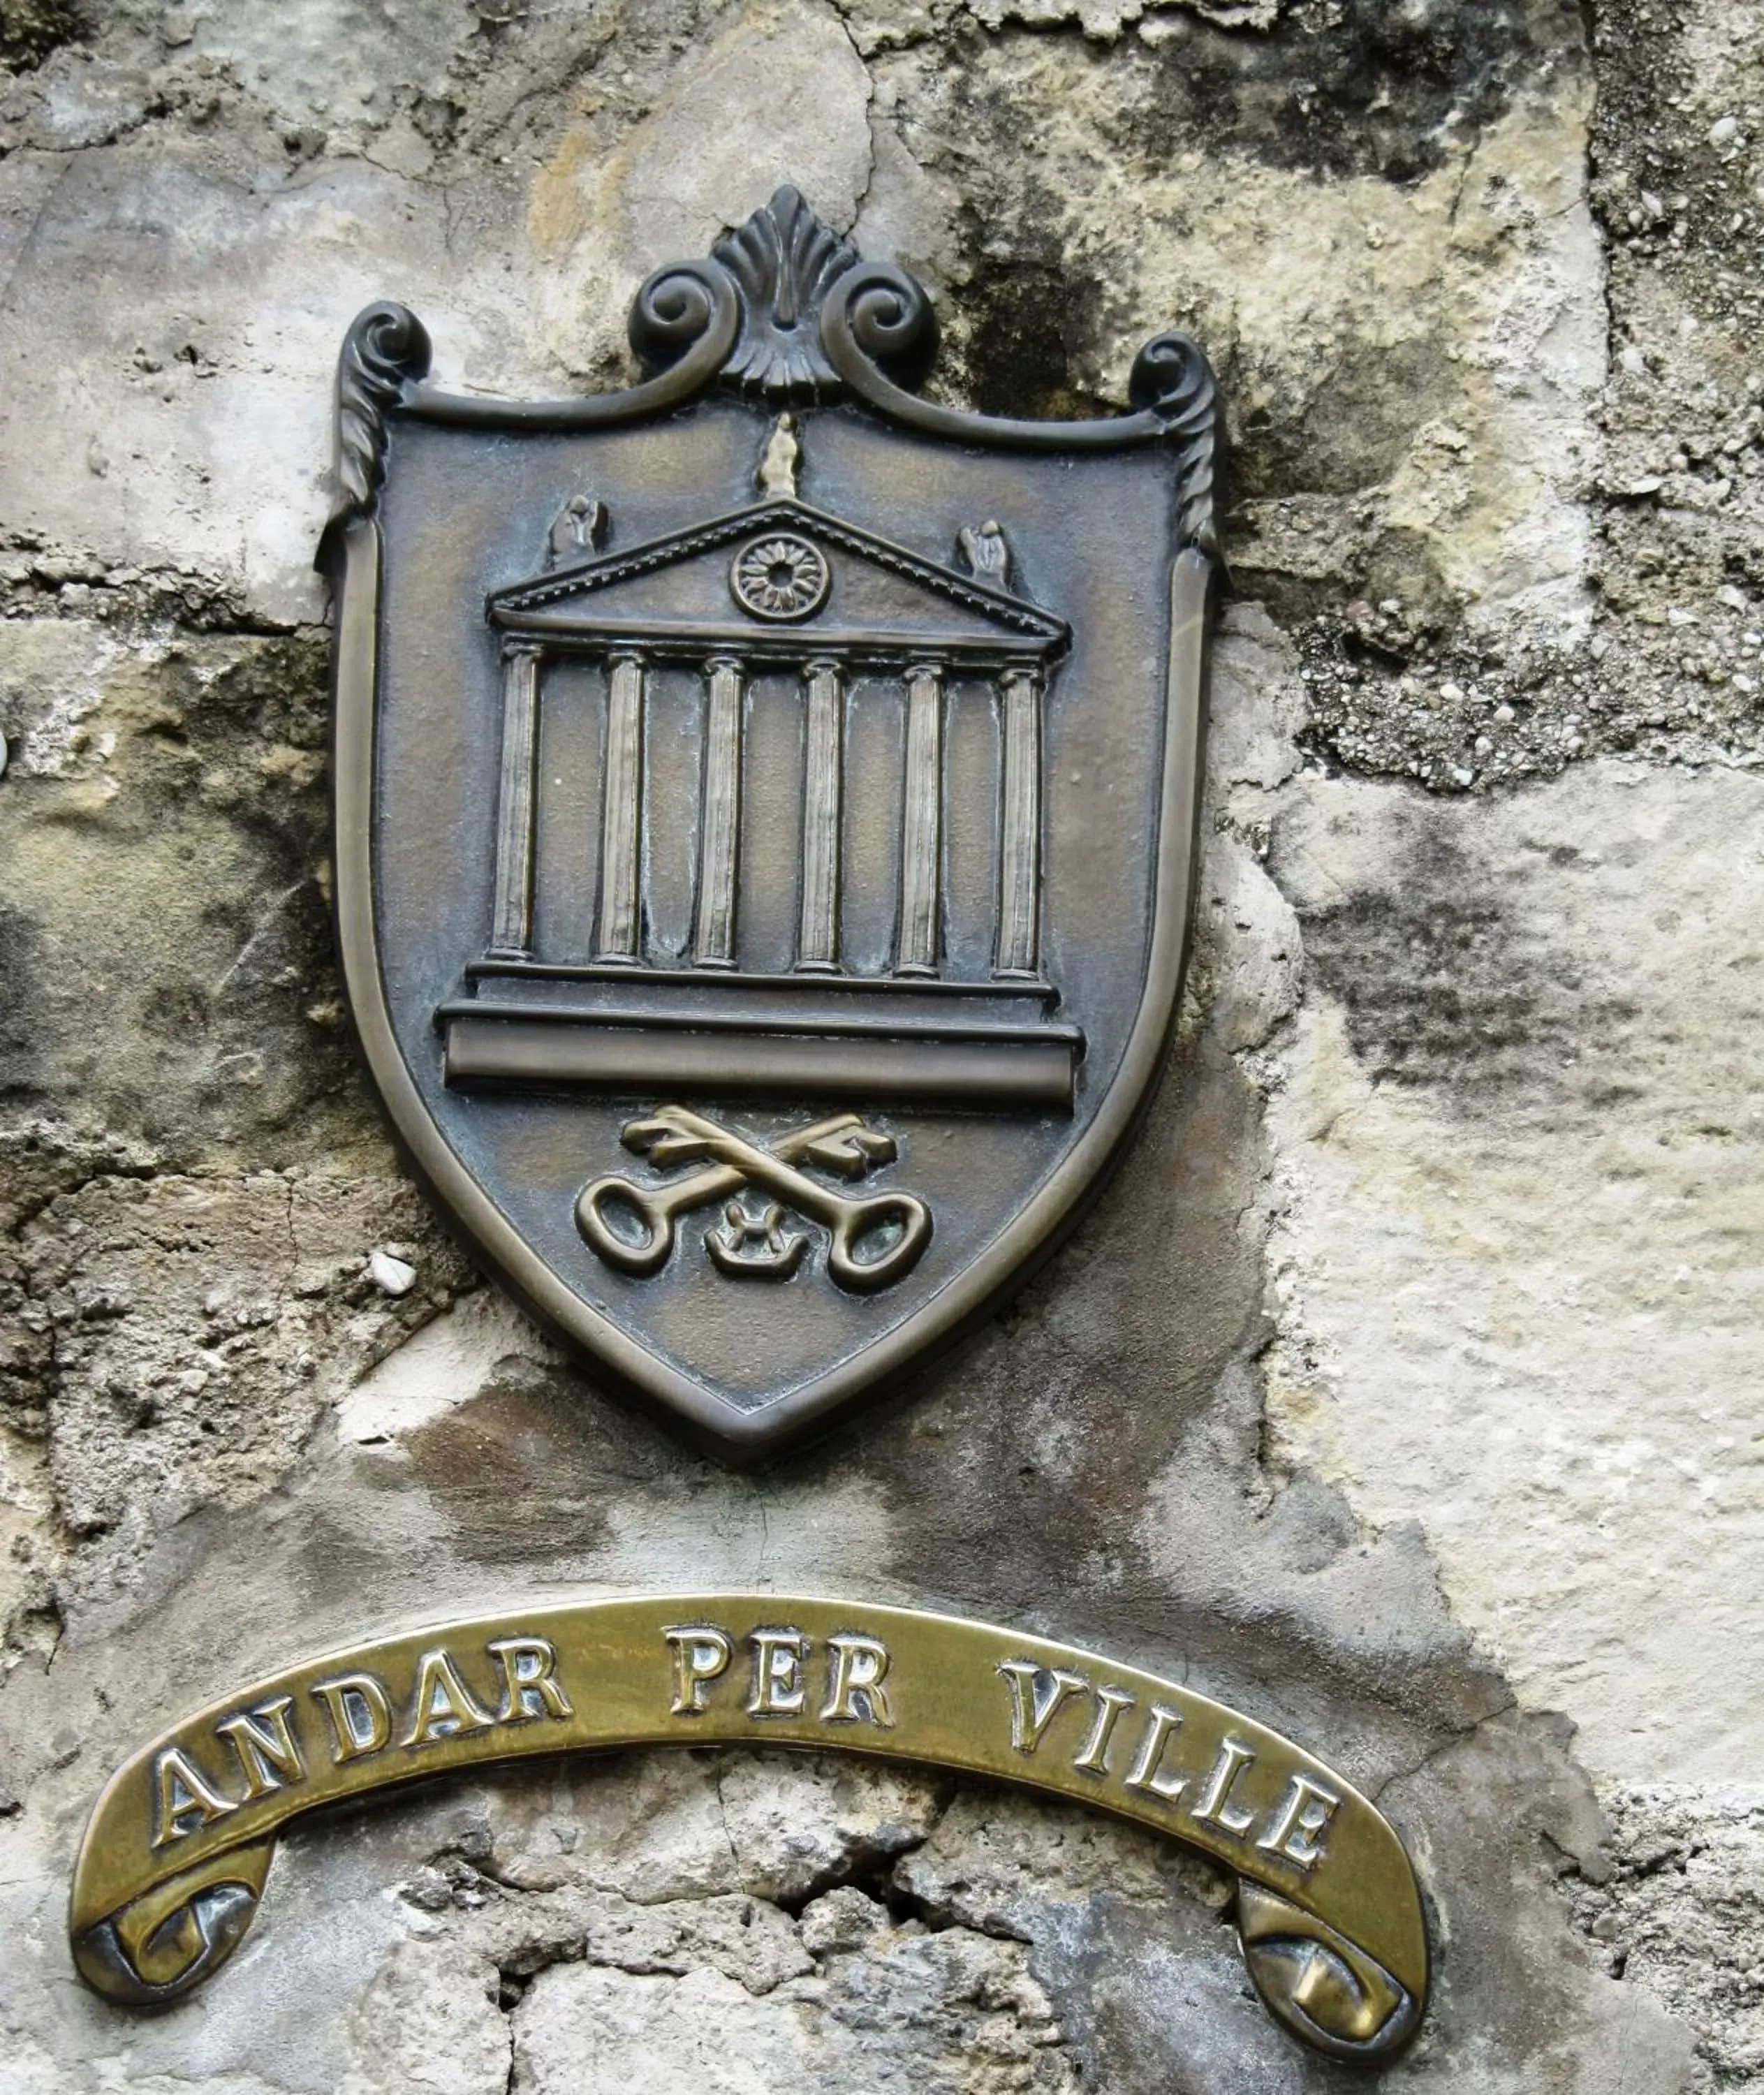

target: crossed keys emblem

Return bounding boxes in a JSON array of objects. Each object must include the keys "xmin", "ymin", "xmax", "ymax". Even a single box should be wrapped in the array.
[{"xmin": 575, "ymin": 1105, "xmax": 933, "ymax": 1293}]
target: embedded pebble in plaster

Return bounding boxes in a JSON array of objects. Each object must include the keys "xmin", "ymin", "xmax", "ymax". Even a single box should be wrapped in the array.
[
  {"xmin": 367, "ymin": 1247, "xmax": 418, "ymax": 1298},
  {"xmin": 337, "ymin": 1291, "xmax": 546, "ymax": 1448}
]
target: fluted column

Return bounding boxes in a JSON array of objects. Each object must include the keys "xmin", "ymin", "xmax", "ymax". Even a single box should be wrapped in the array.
[
  {"xmin": 693, "ymin": 654, "xmax": 745, "ymax": 969},
  {"xmin": 487, "ymin": 640, "xmax": 543, "ymax": 960},
  {"xmin": 796, "ymin": 657, "xmax": 844, "ymax": 972},
  {"xmin": 595, "ymin": 647, "xmax": 645, "ymax": 964},
  {"xmin": 895, "ymin": 659, "xmax": 944, "ymax": 977},
  {"xmin": 994, "ymin": 666, "xmax": 1044, "ymax": 978}
]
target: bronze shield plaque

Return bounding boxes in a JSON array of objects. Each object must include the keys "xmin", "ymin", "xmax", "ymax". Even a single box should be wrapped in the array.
[{"xmin": 321, "ymin": 186, "xmax": 1221, "ymax": 1460}]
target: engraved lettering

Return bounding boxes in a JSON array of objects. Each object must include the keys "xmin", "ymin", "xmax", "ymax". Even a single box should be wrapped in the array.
[
  {"xmin": 1190, "ymin": 1735, "xmax": 1258, "ymax": 1836},
  {"xmin": 1123, "ymin": 1703, "xmax": 1188, "ymax": 1799},
  {"xmin": 76, "ymin": 1595, "xmax": 1421, "ymax": 2059},
  {"xmin": 310, "ymin": 1673, "xmax": 393, "ymax": 1765},
  {"xmin": 150, "ymin": 1744, "xmax": 237, "ymax": 1847},
  {"xmin": 214, "ymin": 1695, "xmax": 304, "ymax": 1801},
  {"xmin": 820, "ymin": 1633, "xmax": 895, "ymax": 1727},
  {"xmin": 748, "ymin": 1628, "xmax": 809, "ymax": 1716},
  {"xmin": 401, "ymin": 1647, "xmax": 497, "ymax": 1746},
  {"xmin": 1072, "ymin": 1684, "xmax": 1136, "ymax": 1775},
  {"xmin": 487, "ymin": 1636, "xmax": 573, "ymax": 1723},
  {"xmin": 997, "ymin": 1659, "xmax": 1089, "ymax": 1755},
  {"xmin": 663, "ymin": 1624, "xmax": 734, "ymax": 1715},
  {"xmin": 1257, "ymin": 1773, "xmax": 1342, "ymax": 1871}
]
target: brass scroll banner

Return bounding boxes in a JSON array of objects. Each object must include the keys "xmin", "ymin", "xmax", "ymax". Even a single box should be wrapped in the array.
[{"xmin": 70, "ymin": 1596, "xmax": 1427, "ymax": 2062}]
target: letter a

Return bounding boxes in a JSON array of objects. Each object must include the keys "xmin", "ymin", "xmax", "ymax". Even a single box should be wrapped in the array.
[
  {"xmin": 401, "ymin": 1648, "xmax": 496, "ymax": 1746},
  {"xmin": 150, "ymin": 1745, "xmax": 237, "ymax": 1848}
]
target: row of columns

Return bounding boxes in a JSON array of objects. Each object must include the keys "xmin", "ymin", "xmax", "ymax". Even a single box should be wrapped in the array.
[{"xmin": 485, "ymin": 642, "xmax": 1046, "ymax": 981}]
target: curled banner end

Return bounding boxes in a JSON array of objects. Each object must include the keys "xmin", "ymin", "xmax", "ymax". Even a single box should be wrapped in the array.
[
  {"xmin": 73, "ymin": 1842, "xmax": 272, "ymax": 2006},
  {"xmin": 1237, "ymin": 1881, "xmax": 1424, "ymax": 2064}
]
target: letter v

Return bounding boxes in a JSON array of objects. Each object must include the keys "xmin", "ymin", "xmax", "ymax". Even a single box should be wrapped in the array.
[{"xmin": 997, "ymin": 1659, "xmax": 1090, "ymax": 1756}]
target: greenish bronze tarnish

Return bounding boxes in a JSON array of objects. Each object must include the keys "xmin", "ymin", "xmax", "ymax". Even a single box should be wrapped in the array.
[
  {"xmin": 321, "ymin": 185, "xmax": 1221, "ymax": 1460},
  {"xmin": 70, "ymin": 1595, "xmax": 1425, "ymax": 2062}
]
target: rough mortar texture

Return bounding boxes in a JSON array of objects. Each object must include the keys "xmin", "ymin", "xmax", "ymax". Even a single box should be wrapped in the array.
[{"xmin": 0, "ymin": 1, "xmax": 1757, "ymax": 2090}]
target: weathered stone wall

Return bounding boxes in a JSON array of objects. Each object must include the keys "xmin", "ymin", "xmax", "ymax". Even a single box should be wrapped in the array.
[{"xmin": 1, "ymin": 1, "xmax": 1759, "ymax": 2088}]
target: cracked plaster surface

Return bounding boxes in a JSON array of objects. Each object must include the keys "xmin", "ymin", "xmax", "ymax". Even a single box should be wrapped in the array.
[{"xmin": 0, "ymin": 0, "xmax": 1758, "ymax": 2089}]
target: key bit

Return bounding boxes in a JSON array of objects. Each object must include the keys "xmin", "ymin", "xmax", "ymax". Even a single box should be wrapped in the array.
[
  {"xmin": 799, "ymin": 1126, "xmax": 897, "ymax": 1177},
  {"xmin": 620, "ymin": 1116, "xmax": 715, "ymax": 1166}
]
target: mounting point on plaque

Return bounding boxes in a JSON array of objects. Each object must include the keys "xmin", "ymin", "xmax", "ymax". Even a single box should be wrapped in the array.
[
  {"xmin": 756, "ymin": 413, "xmax": 801, "ymax": 499},
  {"xmin": 544, "ymin": 492, "xmax": 608, "ymax": 570}
]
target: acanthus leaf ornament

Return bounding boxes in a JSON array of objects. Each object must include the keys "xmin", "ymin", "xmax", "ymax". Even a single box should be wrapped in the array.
[
  {"xmin": 708, "ymin": 183, "xmax": 858, "ymax": 402},
  {"xmin": 318, "ymin": 182, "xmax": 1223, "ymax": 1460}
]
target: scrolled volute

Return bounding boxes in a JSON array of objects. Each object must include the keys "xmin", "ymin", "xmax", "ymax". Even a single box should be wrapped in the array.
[
  {"xmin": 1129, "ymin": 329, "xmax": 1221, "ymax": 556},
  {"xmin": 326, "ymin": 301, "xmax": 432, "ymax": 538},
  {"xmin": 628, "ymin": 258, "xmax": 742, "ymax": 378},
  {"xmin": 821, "ymin": 257, "xmax": 941, "ymax": 394}
]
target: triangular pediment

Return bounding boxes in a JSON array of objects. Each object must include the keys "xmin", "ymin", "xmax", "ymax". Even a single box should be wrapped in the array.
[{"xmin": 485, "ymin": 500, "xmax": 1069, "ymax": 666}]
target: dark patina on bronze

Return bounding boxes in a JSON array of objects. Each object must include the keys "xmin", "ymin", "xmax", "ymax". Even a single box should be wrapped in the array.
[{"xmin": 320, "ymin": 185, "xmax": 1222, "ymax": 1461}]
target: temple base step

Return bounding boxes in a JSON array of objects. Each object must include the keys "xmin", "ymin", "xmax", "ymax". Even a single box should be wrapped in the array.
[
  {"xmin": 441, "ymin": 1015, "xmax": 1075, "ymax": 1110},
  {"xmin": 437, "ymin": 966, "xmax": 1081, "ymax": 1111}
]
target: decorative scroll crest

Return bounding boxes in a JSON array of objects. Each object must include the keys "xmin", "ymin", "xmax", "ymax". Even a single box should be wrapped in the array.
[
  {"xmin": 322, "ymin": 300, "xmax": 432, "ymax": 547},
  {"xmin": 1130, "ymin": 331, "xmax": 1220, "ymax": 558},
  {"xmin": 631, "ymin": 186, "xmax": 939, "ymax": 408}
]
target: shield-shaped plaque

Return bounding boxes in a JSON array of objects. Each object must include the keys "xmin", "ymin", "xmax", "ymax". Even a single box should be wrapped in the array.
[{"xmin": 322, "ymin": 186, "xmax": 1220, "ymax": 1460}]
